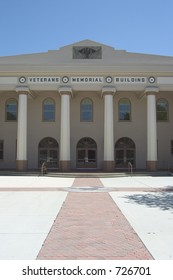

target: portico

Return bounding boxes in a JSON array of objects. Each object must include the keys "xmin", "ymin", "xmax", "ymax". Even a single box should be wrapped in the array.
[{"xmin": 14, "ymin": 85, "xmax": 160, "ymax": 172}]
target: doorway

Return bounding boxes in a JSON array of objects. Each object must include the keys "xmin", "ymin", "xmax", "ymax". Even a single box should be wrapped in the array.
[
  {"xmin": 76, "ymin": 137, "xmax": 97, "ymax": 168},
  {"xmin": 115, "ymin": 137, "xmax": 135, "ymax": 168},
  {"xmin": 38, "ymin": 137, "xmax": 59, "ymax": 169}
]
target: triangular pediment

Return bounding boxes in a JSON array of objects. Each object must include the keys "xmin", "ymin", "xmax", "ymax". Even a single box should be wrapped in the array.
[
  {"xmin": 59, "ymin": 39, "xmax": 114, "ymax": 49},
  {"xmin": 1, "ymin": 39, "xmax": 173, "ymax": 74}
]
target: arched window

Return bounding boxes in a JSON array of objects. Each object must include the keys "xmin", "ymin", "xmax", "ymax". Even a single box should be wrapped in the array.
[
  {"xmin": 115, "ymin": 137, "xmax": 135, "ymax": 149},
  {"xmin": 80, "ymin": 98, "xmax": 93, "ymax": 122},
  {"xmin": 119, "ymin": 98, "xmax": 131, "ymax": 121},
  {"xmin": 43, "ymin": 98, "xmax": 55, "ymax": 121},
  {"xmin": 157, "ymin": 98, "xmax": 168, "ymax": 121},
  {"xmin": 6, "ymin": 98, "xmax": 17, "ymax": 121}
]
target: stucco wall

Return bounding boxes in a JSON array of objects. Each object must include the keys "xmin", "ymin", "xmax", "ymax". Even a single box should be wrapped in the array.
[{"xmin": 0, "ymin": 90, "xmax": 173, "ymax": 170}]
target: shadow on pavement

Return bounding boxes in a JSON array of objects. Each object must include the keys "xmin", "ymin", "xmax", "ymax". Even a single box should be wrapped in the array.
[{"xmin": 123, "ymin": 190, "xmax": 173, "ymax": 212}]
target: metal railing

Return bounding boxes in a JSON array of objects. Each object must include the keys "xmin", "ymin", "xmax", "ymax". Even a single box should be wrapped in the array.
[
  {"xmin": 128, "ymin": 162, "xmax": 133, "ymax": 176},
  {"xmin": 41, "ymin": 162, "xmax": 47, "ymax": 176}
]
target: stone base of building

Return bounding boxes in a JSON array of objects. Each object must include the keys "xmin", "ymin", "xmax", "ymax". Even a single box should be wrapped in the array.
[
  {"xmin": 103, "ymin": 161, "xmax": 115, "ymax": 172},
  {"xmin": 146, "ymin": 160, "xmax": 157, "ymax": 171},
  {"xmin": 16, "ymin": 160, "xmax": 28, "ymax": 171},
  {"xmin": 59, "ymin": 161, "xmax": 71, "ymax": 172}
]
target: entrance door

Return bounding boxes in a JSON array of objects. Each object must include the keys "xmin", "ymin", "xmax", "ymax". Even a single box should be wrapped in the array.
[
  {"xmin": 115, "ymin": 137, "xmax": 135, "ymax": 169},
  {"xmin": 77, "ymin": 137, "xmax": 97, "ymax": 168},
  {"xmin": 38, "ymin": 137, "xmax": 59, "ymax": 169}
]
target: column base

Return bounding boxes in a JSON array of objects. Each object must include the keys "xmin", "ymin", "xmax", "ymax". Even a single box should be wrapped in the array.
[
  {"xmin": 59, "ymin": 161, "xmax": 71, "ymax": 172},
  {"xmin": 103, "ymin": 161, "xmax": 115, "ymax": 172},
  {"xmin": 146, "ymin": 161, "xmax": 157, "ymax": 171},
  {"xmin": 16, "ymin": 160, "xmax": 28, "ymax": 171}
]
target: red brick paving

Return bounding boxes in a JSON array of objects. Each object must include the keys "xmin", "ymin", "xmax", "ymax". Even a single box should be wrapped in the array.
[
  {"xmin": 37, "ymin": 178, "xmax": 153, "ymax": 260},
  {"xmin": 72, "ymin": 177, "xmax": 104, "ymax": 187}
]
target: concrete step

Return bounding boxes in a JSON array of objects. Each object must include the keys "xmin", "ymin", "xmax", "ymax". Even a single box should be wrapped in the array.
[{"xmin": 0, "ymin": 170, "xmax": 172, "ymax": 178}]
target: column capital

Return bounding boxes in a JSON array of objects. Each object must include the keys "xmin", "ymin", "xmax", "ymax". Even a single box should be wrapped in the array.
[
  {"xmin": 144, "ymin": 86, "xmax": 159, "ymax": 96},
  {"xmin": 59, "ymin": 86, "xmax": 73, "ymax": 97},
  {"xmin": 16, "ymin": 86, "xmax": 30, "ymax": 95},
  {"xmin": 101, "ymin": 86, "xmax": 116, "ymax": 97}
]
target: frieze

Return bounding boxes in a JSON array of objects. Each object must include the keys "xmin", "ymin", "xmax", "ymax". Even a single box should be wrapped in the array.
[
  {"xmin": 71, "ymin": 77, "xmax": 103, "ymax": 83},
  {"xmin": 15, "ymin": 76, "xmax": 157, "ymax": 85},
  {"xmin": 114, "ymin": 77, "xmax": 146, "ymax": 83},
  {"xmin": 27, "ymin": 77, "xmax": 60, "ymax": 83}
]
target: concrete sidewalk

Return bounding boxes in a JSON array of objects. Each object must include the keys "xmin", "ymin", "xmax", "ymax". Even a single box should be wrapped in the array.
[
  {"xmin": 0, "ymin": 175, "xmax": 172, "ymax": 259},
  {"xmin": 0, "ymin": 176, "xmax": 75, "ymax": 189},
  {"xmin": 0, "ymin": 175, "xmax": 173, "ymax": 190},
  {"xmin": 110, "ymin": 191, "xmax": 173, "ymax": 260},
  {"xmin": 0, "ymin": 191, "xmax": 68, "ymax": 259}
]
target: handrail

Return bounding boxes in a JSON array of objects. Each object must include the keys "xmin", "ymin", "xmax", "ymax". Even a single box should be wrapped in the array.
[
  {"xmin": 128, "ymin": 162, "xmax": 133, "ymax": 176},
  {"xmin": 41, "ymin": 161, "xmax": 47, "ymax": 176}
]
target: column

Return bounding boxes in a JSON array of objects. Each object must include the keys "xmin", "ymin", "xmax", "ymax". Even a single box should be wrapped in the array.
[
  {"xmin": 145, "ymin": 86, "xmax": 159, "ymax": 171},
  {"xmin": 59, "ymin": 86, "xmax": 72, "ymax": 171},
  {"xmin": 16, "ymin": 86, "xmax": 30, "ymax": 171},
  {"xmin": 102, "ymin": 86, "xmax": 116, "ymax": 172}
]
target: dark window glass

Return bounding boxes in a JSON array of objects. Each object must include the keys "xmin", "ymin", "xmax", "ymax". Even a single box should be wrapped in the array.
[
  {"xmin": 171, "ymin": 140, "xmax": 173, "ymax": 154},
  {"xmin": 80, "ymin": 98, "xmax": 93, "ymax": 121},
  {"xmin": 6, "ymin": 99, "xmax": 17, "ymax": 121},
  {"xmin": 119, "ymin": 98, "xmax": 131, "ymax": 121},
  {"xmin": 43, "ymin": 98, "xmax": 55, "ymax": 121},
  {"xmin": 0, "ymin": 140, "xmax": 3, "ymax": 160},
  {"xmin": 157, "ymin": 99, "xmax": 168, "ymax": 121}
]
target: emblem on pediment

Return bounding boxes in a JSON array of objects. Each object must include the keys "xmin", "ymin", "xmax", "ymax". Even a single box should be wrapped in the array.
[{"xmin": 73, "ymin": 46, "xmax": 102, "ymax": 59}]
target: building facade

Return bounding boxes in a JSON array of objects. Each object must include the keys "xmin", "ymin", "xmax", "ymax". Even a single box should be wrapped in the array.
[{"xmin": 0, "ymin": 40, "xmax": 173, "ymax": 172}]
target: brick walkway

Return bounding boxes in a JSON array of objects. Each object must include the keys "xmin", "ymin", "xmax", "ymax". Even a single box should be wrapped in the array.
[{"xmin": 37, "ymin": 178, "xmax": 153, "ymax": 260}]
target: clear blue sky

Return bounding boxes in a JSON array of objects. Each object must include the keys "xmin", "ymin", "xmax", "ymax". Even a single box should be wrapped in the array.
[{"xmin": 0, "ymin": 0, "xmax": 173, "ymax": 57}]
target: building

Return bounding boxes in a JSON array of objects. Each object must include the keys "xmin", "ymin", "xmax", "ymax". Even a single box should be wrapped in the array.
[{"xmin": 0, "ymin": 39, "xmax": 173, "ymax": 172}]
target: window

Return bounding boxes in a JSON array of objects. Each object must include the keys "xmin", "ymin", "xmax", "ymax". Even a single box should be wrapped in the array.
[
  {"xmin": 171, "ymin": 140, "xmax": 173, "ymax": 155},
  {"xmin": 43, "ymin": 98, "xmax": 55, "ymax": 121},
  {"xmin": 119, "ymin": 98, "xmax": 131, "ymax": 121},
  {"xmin": 157, "ymin": 99, "xmax": 168, "ymax": 121},
  {"xmin": 6, "ymin": 99, "xmax": 17, "ymax": 121},
  {"xmin": 80, "ymin": 98, "xmax": 93, "ymax": 122},
  {"xmin": 0, "ymin": 140, "xmax": 3, "ymax": 160}
]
